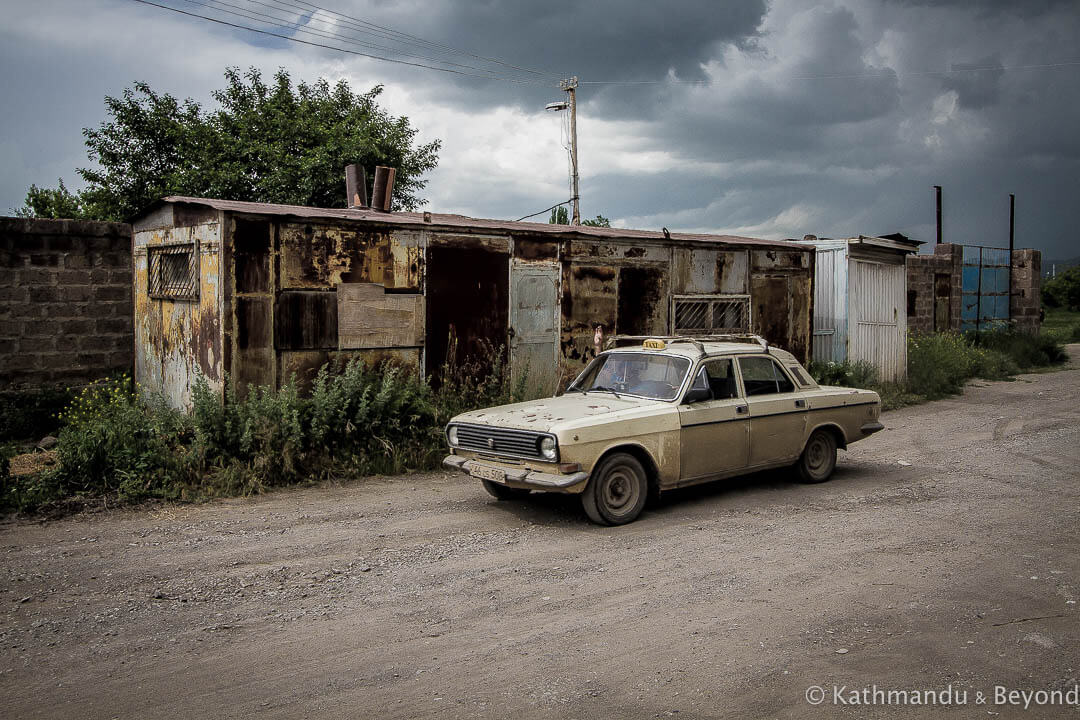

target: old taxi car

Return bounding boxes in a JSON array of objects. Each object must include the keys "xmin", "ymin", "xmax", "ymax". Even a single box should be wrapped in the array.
[{"xmin": 443, "ymin": 335, "xmax": 883, "ymax": 525}]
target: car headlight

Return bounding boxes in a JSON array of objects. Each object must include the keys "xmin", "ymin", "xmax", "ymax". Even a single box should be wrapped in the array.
[
  {"xmin": 447, "ymin": 426, "xmax": 459, "ymax": 446},
  {"xmin": 539, "ymin": 436, "xmax": 557, "ymax": 460}
]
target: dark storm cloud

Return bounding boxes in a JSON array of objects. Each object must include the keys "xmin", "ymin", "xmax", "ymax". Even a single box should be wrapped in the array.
[{"xmin": 3, "ymin": 0, "xmax": 1080, "ymax": 261}]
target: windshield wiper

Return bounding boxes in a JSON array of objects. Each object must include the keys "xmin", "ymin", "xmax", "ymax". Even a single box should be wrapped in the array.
[{"xmin": 590, "ymin": 385, "xmax": 621, "ymax": 398}]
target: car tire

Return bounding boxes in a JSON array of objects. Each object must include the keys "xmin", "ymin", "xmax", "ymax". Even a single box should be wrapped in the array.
[
  {"xmin": 481, "ymin": 479, "xmax": 531, "ymax": 500},
  {"xmin": 797, "ymin": 429, "xmax": 837, "ymax": 483},
  {"xmin": 582, "ymin": 453, "xmax": 648, "ymax": 526}
]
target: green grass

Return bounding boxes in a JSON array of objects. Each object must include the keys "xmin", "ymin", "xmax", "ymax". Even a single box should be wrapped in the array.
[
  {"xmin": 1040, "ymin": 307, "xmax": 1080, "ymax": 344},
  {"xmin": 809, "ymin": 328, "xmax": 1067, "ymax": 411}
]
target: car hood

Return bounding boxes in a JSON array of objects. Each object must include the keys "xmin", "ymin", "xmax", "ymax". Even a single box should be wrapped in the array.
[{"xmin": 451, "ymin": 392, "xmax": 659, "ymax": 433}]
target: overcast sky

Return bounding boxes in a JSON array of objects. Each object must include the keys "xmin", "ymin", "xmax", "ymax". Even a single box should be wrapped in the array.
[{"xmin": 2, "ymin": 0, "xmax": 1078, "ymax": 259}]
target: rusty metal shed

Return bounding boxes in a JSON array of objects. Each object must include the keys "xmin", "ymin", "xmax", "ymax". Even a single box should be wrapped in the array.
[{"xmin": 132, "ymin": 196, "xmax": 815, "ymax": 408}]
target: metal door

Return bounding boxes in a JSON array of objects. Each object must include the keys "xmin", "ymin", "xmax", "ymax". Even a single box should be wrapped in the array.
[
  {"xmin": 510, "ymin": 263, "xmax": 559, "ymax": 391},
  {"xmin": 934, "ymin": 273, "xmax": 951, "ymax": 331},
  {"xmin": 851, "ymin": 260, "xmax": 906, "ymax": 382}
]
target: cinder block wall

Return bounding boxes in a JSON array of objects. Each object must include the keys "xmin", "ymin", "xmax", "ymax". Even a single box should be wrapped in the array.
[
  {"xmin": 906, "ymin": 244, "xmax": 962, "ymax": 334},
  {"xmin": 0, "ymin": 217, "xmax": 133, "ymax": 390},
  {"xmin": 1010, "ymin": 249, "xmax": 1042, "ymax": 334},
  {"xmin": 907, "ymin": 244, "xmax": 1042, "ymax": 335}
]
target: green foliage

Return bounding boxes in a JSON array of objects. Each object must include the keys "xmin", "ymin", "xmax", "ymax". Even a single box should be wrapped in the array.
[
  {"xmin": 969, "ymin": 328, "xmax": 1066, "ymax": 369},
  {"xmin": 46, "ymin": 67, "xmax": 439, "ymax": 222},
  {"xmin": 1040, "ymin": 307, "xmax": 1080, "ymax": 344},
  {"xmin": 3, "ymin": 378, "xmax": 193, "ymax": 512},
  {"xmin": 1041, "ymin": 267, "xmax": 1080, "ymax": 310},
  {"xmin": 807, "ymin": 328, "xmax": 1065, "ymax": 410},
  {"xmin": 806, "ymin": 360, "xmax": 880, "ymax": 389},
  {"xmin": 13, "ymin": 179, "xmax": 95, "ymax": 220},
  {"xmin": 548, "ymin": 208, "xmax": 611, "ymax": 227}
]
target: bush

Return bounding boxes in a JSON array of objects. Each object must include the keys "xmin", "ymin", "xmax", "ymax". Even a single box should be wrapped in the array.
[
  {"xmin": 807, "ymin": 360, "xmax": 880, "ymax": 389},
  {"xmin": 46, "ymin": 377, "xmax": 192, "ymax": 503},
  {"xmin": 970, "ymin": 328, "xmax": 1066, "ymax": 369}
]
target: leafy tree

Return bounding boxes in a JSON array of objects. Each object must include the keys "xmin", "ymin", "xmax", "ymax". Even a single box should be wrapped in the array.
[
  {"xmin": 14, "ymin": 179, "xmax": 95, "ymax": 220},
  {"xmin": 26, "ymin": 67, "xmax": 440, "ymax": 222},
  {"xmin": 548, "ymin": 208, "xmax": 610, "ymax": 227},
  {"xmin": 548, "ymin": 205, "xmax": 569, "ymax": 225},
  {"xmin": 1042, "ymin": 267, "xmax": 1080, "ymax": 310}
]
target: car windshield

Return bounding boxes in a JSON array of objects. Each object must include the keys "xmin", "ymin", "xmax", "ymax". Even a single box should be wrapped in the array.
[{"xmin": 568, "ymin": 352, "xmax": 691, "ymax": 401}]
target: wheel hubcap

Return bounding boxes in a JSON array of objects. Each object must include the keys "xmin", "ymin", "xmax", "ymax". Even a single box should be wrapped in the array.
[{"xmin": 602, "ymin": 468, "xmax": 639, "ymax": 514}]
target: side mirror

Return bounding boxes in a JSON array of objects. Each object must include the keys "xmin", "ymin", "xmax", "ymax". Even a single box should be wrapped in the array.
[{"xmin": 682, "ymin": 387, "xmax": 712, "ymax": 405}]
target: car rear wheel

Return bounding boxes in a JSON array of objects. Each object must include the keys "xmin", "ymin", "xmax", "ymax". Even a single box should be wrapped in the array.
[
  {"xmin": 481, "ymin": 479, "xmax": 531, "ymax": 500},
  {"xmin": 797, "ymin": 429, "xmax": 837, "ymax": 483},
  {"xmin": 582, "ymin": 453, "xmax": 648, "ymax": 525}
]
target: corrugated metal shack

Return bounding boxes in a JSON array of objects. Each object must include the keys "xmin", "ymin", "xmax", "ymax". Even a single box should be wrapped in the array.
[
  {"xmin": 132, "ymin": 196, "xmax": 815, "ymax": 408},
  {"xmin": 797, "ymin": 234, "xmax": 921, "ymax": 382}
]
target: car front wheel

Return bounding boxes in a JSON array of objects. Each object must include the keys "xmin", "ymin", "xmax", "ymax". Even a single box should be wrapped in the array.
[
  {"xmin": 582, "ymin": 453, "xmax": 648, "ymax": 525},
  {"xmin": 797, "ymin": 429, "xmax": 837, "ymax": 483}
]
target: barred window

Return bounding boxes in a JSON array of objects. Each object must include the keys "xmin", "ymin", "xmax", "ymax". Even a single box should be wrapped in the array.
[
  {"xmin": 671, "ymin": 295, "xmax": 749, "ymax": 335},
  {"xmin": 148, "ymin": 244, "xmax": 198, "ymax": 301}
]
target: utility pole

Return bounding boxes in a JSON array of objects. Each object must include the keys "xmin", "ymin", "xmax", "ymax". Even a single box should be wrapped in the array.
[{"xmin": 561, "ymin": 76, "xmax": 580, "ymax": 225}]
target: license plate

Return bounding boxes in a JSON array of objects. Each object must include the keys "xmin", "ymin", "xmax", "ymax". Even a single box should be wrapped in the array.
[{"xmin": 470, "ymin": 464, "xmax": 506, "ymax": 483}]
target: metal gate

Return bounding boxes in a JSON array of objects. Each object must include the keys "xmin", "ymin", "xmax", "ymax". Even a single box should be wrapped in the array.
[
  {"xmin": 509, "ymin": 262, "xmax": 559, "ymax": 392},
  {"xmin": 961, "ymin": 246, "xmax": 1011, "ymax": 331}
]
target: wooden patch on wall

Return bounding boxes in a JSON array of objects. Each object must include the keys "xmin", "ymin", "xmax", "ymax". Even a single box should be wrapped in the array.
[{"xmin": 338, "ymin": 283, "xmax": 424, "ymax": 349}]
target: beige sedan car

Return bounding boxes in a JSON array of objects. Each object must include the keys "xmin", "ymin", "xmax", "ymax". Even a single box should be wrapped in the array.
[{"xmin": 443, "ymin": 335, "xmax": 883, "ymax": 525}]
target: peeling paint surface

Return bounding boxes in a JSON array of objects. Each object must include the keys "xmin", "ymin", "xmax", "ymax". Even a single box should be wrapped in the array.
[{"xmin": 134, "ymin": 219, "xmax": 223, "ymax": 409}]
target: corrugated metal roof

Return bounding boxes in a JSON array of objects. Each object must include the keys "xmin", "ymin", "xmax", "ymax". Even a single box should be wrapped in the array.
[{"xmin": 154, "ymin": 196, "xmax": 807, "ymax": 250}]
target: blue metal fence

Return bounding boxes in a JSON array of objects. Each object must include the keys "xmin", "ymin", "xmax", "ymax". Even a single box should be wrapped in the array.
[{"xmin": 961, "ymin": 245, "xmax": 1011, "ymax": 331}]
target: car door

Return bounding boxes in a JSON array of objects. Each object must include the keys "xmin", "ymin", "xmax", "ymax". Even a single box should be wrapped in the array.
[
  {"xmin": 736, "ymin": 355, "xmax": 807, "ymax": 465},
  {"xmin": 678, "ymin": 357, "xmax": 750, "ymax": 481}
]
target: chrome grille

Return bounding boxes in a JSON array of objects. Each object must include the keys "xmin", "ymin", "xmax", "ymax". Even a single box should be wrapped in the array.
[{"xmin": 454, "ymin": 424, "xmax": 544, "ymax": 459}]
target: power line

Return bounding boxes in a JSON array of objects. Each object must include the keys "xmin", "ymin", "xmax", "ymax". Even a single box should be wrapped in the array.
[
  {"xmin": 577, "ymin": 60, "xmax": 1080, "ymax": 85},
  {"xmin": 171, "ymin": 0, "xmax": 548, "ymax": 81},
  {"xmin": 517, "ymin": 199, "xmax": 573, "ymax": 223},
  {"xmin": 273, "ymin": 0, "xmax": 565, "ymax": 79},
  {"xmin": 129, "ymin": 0, "xmax": 556, "ymax": 85},
  {"xmin": 227, "ymin": 0, "xmax": 562, "ymax": 79}
]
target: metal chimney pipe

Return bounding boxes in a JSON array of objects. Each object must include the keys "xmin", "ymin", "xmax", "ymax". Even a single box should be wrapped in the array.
[
  {"xmin": 934, "ymin": 185, "xmax": 942, "ymax": 245},
  {"xmin": 345, "ymin": 164, "xmax": 368, "ymax": 208},
  {"xmin": 371, "ymin": 166, "xmax": 396, "ymax": 211},
  {"xmin": 1009, "ymin": 193, "xmax": 1015, "ymax": 321}
]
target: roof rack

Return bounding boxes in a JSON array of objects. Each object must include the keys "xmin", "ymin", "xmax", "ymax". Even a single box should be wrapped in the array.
[{"xmin": 603, "ymin": 334, "xmax": 771, "ymax": 353}]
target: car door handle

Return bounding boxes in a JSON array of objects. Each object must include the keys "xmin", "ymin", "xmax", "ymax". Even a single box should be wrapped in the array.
[
  {"xmin": 736, "ymin": 406, "xmax": 748, "ymax": 415},
  {"xmin": 794, "ymin": 399, "xmax": 806, "ymax": 409}
]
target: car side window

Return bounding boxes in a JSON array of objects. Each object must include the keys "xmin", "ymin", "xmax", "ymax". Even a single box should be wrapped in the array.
[
  {"xmin": 739, "ymin": 356, "xmax": 795, "ymax": 396},
  {"xmin": 702, "ymin": 358, "xmax": 739, "ymax": 399}
]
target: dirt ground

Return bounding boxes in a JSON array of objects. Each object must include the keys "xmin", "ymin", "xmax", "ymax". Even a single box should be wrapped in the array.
[{"xmin": 2, "ymin": 353, "xmax": 1079, "ymax": 719}]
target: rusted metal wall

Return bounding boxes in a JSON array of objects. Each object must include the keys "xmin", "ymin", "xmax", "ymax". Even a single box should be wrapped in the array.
[
  {"xmin": 136, "ymin": 201, "xmax": 815, "ymax": 407},
  {"xmin": 225, "ymin": 218, "xmax": 426, "ymax": 394},
  {"xmin": 750, "ymin": 249, "xmax": 814, "ymax": 364},
  {"xmin": 133, "ymin": 208, "xmax": 223, "ymax": 409}
]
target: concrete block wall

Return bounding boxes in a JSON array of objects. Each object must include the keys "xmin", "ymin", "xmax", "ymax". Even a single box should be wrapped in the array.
[
  {"xmin": 0, "ymin": 217, "xmax": 133, "ymax": 390},
  {"xmin": 1010, "ymin": 249, "xmax": 1042, "ymax": 334},
  {"xmin": 906, "ymin": 244, "xmax": 962, "ymax": 334},
  {"xmin": 907, "ymin": 243, "xmax": 1042, "ymax": 335}
]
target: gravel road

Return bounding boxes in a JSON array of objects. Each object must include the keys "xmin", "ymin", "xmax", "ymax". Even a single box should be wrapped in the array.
[{"xmin": 2, "ymin": 354, "xmax": 1079, "ymax": 719}]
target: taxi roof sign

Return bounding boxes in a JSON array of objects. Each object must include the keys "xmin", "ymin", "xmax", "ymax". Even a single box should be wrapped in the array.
[{"xmin": 642, "ymin": 339, "xmax": 667, "ymax": 350}]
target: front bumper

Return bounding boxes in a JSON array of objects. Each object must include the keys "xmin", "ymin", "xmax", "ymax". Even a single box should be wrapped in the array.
[
  {"xmin": 860, "ymin": 421, "xmax": 885, "ymax": 435},
  {"xmin": 442, "ymin": 455, "xmax": 589, "ymax": 491}
]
